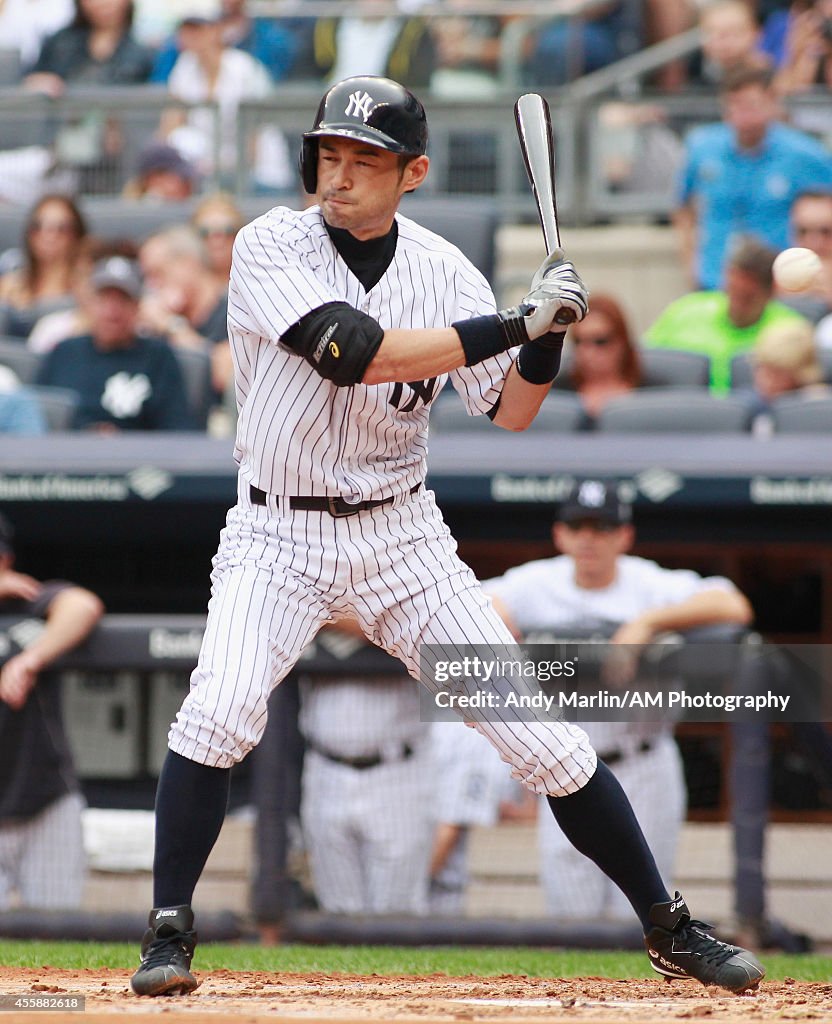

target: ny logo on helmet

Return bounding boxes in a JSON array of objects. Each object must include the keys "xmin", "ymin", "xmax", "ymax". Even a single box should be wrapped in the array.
[{"xmin": 345, "ymin": 90, "xmax": 375, "ymax": 121}]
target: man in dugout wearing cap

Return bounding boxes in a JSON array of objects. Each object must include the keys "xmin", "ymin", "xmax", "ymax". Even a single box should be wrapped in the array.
[{"xmin": 485, "ymin": 479, "xmax": 753, "ymax": 922}]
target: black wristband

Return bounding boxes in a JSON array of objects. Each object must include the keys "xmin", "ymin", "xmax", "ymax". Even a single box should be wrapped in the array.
[
  {"xmin": 515, "ymin": 333, "xmax": 565, "ymax": 385},
  {"xmin": 453, "ymin": 307, "xmax": 530, "ymax": 367}
]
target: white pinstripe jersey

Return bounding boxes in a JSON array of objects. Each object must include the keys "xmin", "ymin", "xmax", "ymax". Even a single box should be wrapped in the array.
[{"xmin": 227, "ymin": 204, "xmax": 516, "ymax": 499}]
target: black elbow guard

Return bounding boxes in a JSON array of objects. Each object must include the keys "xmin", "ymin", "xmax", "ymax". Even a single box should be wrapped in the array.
[{"xmin": 282, "ymin": 302, "xmax": 384, "ymax": 387}]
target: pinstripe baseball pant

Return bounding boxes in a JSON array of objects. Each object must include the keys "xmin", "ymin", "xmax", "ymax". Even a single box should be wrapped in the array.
[
  {"xmin": 170, "ymin": 481, "xmax": 597, "ymax": 796},
  {"xmin": 0, "ymin": 792, "xmax": 86, "ymax": 910},
  {"xmin": 537, "ymin": 733, "xmax": 686, "ymax": 920}
]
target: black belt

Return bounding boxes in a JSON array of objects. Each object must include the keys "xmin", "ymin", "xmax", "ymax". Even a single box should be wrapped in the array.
[
  {"xmin": 599, "ymin": 739, "xmax": 656, "ymax": 767},
  {"xmin": 309, "ymin": 742, "xmax": 415, "ymax": 770},
  {"xmin": 250, "ymin": 483, "xmax": 419, "ymax": 517}
]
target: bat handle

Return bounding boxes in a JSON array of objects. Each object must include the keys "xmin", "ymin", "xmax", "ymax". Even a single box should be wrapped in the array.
[{"xmin": 518, "ymin": 304, "xmax": 577, "ymax": 327}]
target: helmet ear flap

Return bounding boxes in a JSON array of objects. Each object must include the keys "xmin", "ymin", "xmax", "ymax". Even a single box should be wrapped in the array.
[{"xmin": 300, "ymin": 137, "xmax": 318, "ymax": 195}]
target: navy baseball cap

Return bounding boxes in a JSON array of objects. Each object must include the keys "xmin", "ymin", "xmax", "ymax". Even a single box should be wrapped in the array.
[
  {"xmin": 91, "ymin": 256, "xmax": 142, "ymax": 300},
  {"xmin": 136, "ymin": 143, "xmax": 197, "ymax": 183},
  {"xmin": 0, "ymin": 512, "xmax": 14, "ymax": 556},
  {"xmin": 557, "ymin": 480, "xmax": 632, "ymax": 526}
]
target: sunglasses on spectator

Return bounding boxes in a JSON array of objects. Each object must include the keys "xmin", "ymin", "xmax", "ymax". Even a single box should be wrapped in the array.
[
  {"xmin": 573, "ymin": 335, "xmax": 614, "ymax": 347},
  {"xmin": 197, "ymin": 225, "xmax": 237, "ymax": 238},
  {"xmin": 795, "ymin": 225, "xmax": 832, "ymax": 239},
  {"xmin": 30, "ymin": 219, "xmax": 76, "ymax": 234}
]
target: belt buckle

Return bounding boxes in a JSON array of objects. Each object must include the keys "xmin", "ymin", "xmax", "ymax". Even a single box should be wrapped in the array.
[{"xmin": 328, "ymin": 496, "xmax": 360, "ymax": 517}]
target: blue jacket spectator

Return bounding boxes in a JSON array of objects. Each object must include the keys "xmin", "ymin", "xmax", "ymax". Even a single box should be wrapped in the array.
[
  {"xmin": 675, "ymin": 64, "xmax": 832, "ymax": 291},
  {"xmin": 150, "ymin": 0, "xmax": 295, "ymax": 83},
  {"xmin": 0, "ymin": 368, "xmax": 46, "ymax": 435}
]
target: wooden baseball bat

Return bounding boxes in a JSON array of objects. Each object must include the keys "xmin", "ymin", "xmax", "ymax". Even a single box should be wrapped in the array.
[{"xmin": 514, "ymin": 92, "xmax": 575, "ymax": 326}]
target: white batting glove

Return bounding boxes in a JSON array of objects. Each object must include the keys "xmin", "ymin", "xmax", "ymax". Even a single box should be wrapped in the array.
[
  {"xmin": 519, "ymin": 297, "xmax": 567, "ymax": 341},
  {"xmin": 523, "ymin": 249, "xmax": 589, "ymax": 325}
]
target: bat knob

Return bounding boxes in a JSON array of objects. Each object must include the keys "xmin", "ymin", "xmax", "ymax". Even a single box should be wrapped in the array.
[{"xmin": 555, "ymin": 309, "xmax": 576, "ymax": 326}]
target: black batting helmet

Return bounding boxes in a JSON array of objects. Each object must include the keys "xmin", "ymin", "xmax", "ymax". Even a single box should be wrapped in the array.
[{"xmin": 300, "ymin": 76, "xmax": 428, "ymax": 194}]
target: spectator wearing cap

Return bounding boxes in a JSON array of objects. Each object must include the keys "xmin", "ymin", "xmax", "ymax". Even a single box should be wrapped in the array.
[
  {"xmin": 27, "ymin": 238, "xmax": 139, "ymax": 355},
  {"xmin": 150, "ymin": 0, "xmax": 296, "ymax": 84},
  {"xmin": 0, "ymin": 510, "xmax": 104, "ymax": 909},
  {"xmin": 122, "ymin": 143, "xmax": 199, "ymax": 201},
  {"xmin": 484, "ymin": 479, "xmax": 752, "ymax": 923},
  {"xmin": 35, "ymin": 256, "xmax": 194, "ymax": 431}
]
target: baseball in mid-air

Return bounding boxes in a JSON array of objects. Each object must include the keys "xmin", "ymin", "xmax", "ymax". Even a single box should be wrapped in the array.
[{"xmin": 772, "ymin": 247, "xmax": 822, "ymax": 292}]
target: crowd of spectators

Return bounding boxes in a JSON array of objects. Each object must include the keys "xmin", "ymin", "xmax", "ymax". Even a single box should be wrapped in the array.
[{"xmin": 1, "ymin": 5, "xmax": 832, "ymax": 952}]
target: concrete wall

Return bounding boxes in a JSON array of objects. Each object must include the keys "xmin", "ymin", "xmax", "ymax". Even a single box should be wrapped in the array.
[{"xmin": 496, "ymin": 224, "xmax": 690, "ymax": 340}]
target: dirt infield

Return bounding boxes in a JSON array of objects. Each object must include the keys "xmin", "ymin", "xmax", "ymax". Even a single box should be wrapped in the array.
[{"xmin": 1, "ymin": 967, "xmax": 830, "ymax": 1024}]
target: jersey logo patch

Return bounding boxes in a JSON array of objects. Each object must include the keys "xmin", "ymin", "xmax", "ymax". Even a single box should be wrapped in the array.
[
  {"xmin": 390, "ymin": 377, "xmax": 437, "ymax": 412},
  {"xmin": 345, "ymin": 90, "xmax": 376, "ymax": 122},
  {"xmin": 101, "ymin": 372, "xmax": 151, "ymax": 419}
]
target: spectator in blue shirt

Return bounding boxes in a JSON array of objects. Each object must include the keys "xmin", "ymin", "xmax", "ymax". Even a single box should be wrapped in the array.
[
  {"xmin": 150, "ymin": 0, "xmax": 295, "ymax": 83},
  {"xmin": 0, "ymin": 367, "xmax": 46, "ymax": 435},
  {"xmin": 36, "ymin": 257, "xmax": 194, "ymax": 432},
  {"xmin": 674, "ymin": 64, "xmax": 832, "ymax": 291}
]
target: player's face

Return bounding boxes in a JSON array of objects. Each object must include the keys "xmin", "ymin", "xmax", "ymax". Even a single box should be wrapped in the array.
[
  {"xmin": 317, "ymin": 137, "xmax": 429, "ymax": 240},
  {"xmin": 553, "ymin": 520, "xmax": 633, "ymax": 588}
]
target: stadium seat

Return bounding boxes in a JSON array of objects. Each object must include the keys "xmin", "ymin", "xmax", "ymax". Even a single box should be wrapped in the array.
[
  {"xmin": 0, "ymin": 338, "xmax": 42, "ymax": 384},
  {"xmin": 640, "ymin": 348, "xmax": 711, "ymax": 388},
  {"xmin": 399, "ymin": 196, "xmax": 499, "ymax": 283},
  {"xmin": 431, "ymin": 391, "xmax": 584, "ymax": 432},
  {"xmin": 0, "ymin": 48, "xmax": 21, "ymax": 87},
  {"xmin": 597, "ymin": 388, "xmax": 753, "ymax": 432},
  {"xmin": 171, "ymin": 347, "xmax": 214, "ymax": 430},
  {"xmin": 731, "ymin": 349, "xmax": 832, "ymax": 389},
  {"xmin": 771, "ymin": 394, "xmax": 832, "ymax": 433},
  {"xmin": 29, "ymin": 385, "xmax": 79, "ymax": 431}
]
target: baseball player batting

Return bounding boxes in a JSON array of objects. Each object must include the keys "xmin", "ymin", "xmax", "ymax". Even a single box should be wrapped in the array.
[{"xmin": 130, "ymin": 76, "xmax": 764, "ymax": 998}]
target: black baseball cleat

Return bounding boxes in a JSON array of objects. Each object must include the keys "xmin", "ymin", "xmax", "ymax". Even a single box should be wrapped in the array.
[
  {"xmin": 130, "ymin": 905, "xmax": 198, "ymax": 996},
  {"xmin": 645, "ymin": 893, "xmax": 765, "ymax": 994}
]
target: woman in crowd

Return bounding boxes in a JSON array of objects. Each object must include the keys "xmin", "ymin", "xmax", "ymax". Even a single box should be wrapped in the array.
[
  {"xmin": 0, "ymin": 194, "xmax": 88, "ymax": 340},
  {"xmin": 24, "ymin": 0, "xmax": 154, "ymax": 95},
  {"xmin": 563, "ymin": 292, "xmax": 642, "ymax": 427},
  {"xmin": 190, "ymin": 192, "xmax": 244, "ymax": 289},
  {"xmin": 747, "ymin": 318, "xmax": 829, "ymax": 433}
]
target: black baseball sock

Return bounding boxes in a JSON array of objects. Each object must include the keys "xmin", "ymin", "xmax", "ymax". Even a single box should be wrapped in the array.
[
  {"xmin": 153, "ymin": 750, "xmax": 231, "ymax": 909},
  {"xmin": 546, "ymin": 759, "xmax": 670, "ymax": 931}
]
